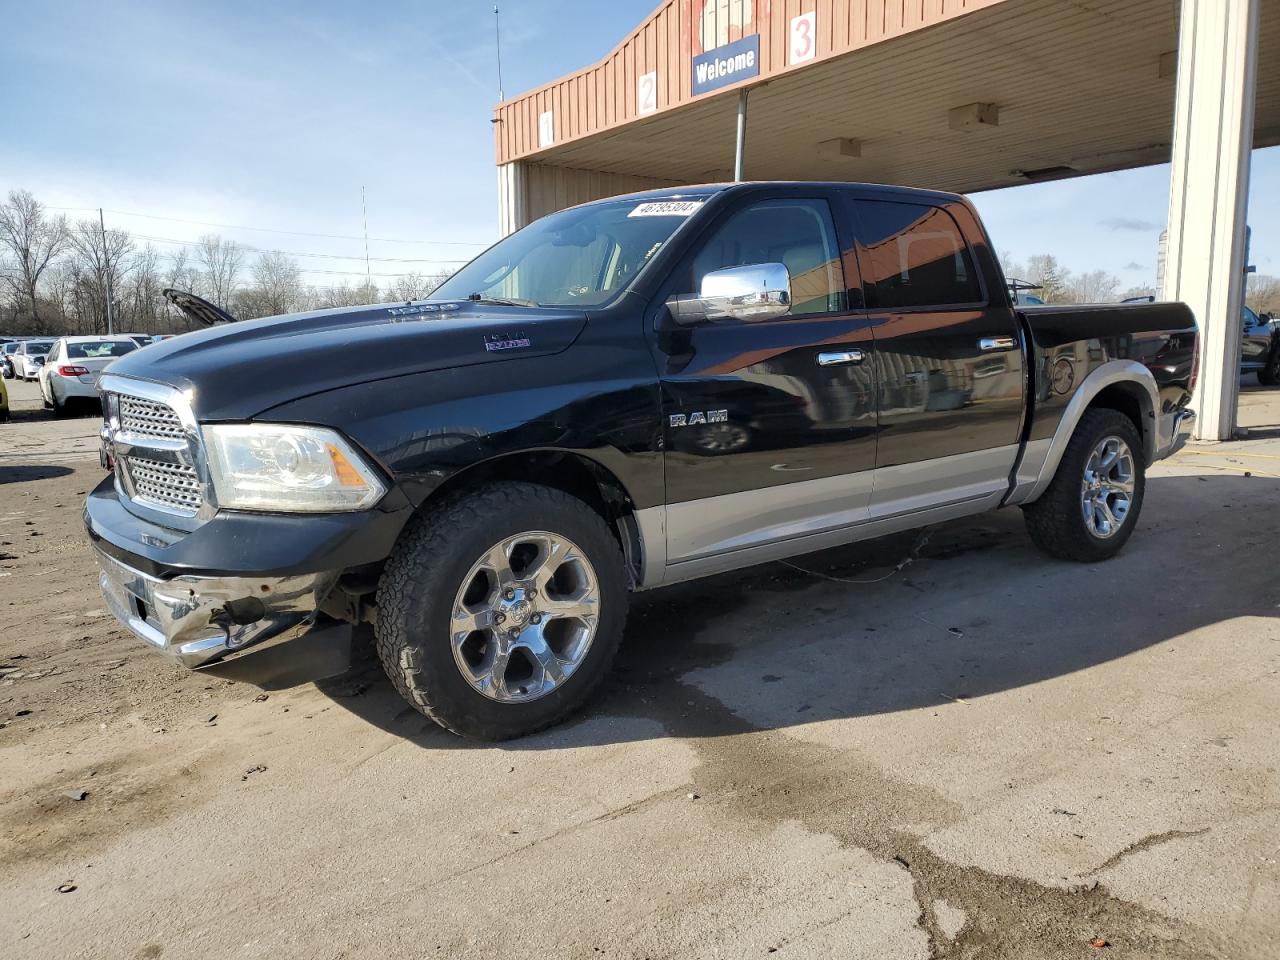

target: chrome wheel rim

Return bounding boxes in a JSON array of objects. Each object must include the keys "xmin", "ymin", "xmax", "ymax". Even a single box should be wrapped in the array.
[
  {"xmin": 450, "ymin": 531, "xmax": 600, "ymax": 703},
  {"xmin": 1081, "ymin": 435, "xmax": 1136, "ymax": 539}
]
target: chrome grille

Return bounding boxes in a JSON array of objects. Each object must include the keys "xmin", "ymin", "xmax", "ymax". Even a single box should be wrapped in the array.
[
  {"xmin": 126, "ymin": 456, "xmax": 203, "ymax": 514},
  {"xmin": 119, "ymin": 395, "xmax": 185, "ymax": 441}
]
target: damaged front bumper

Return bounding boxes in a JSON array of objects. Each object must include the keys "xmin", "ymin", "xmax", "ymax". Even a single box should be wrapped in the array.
[{"xmin": 94, "ymin": 545, "xmax": 337, "ymax": 669}]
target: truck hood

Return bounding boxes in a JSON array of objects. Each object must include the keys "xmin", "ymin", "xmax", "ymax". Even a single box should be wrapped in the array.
[{"xmin": 104, "ymin": 301, "xmax": 588, "ymax": 420}]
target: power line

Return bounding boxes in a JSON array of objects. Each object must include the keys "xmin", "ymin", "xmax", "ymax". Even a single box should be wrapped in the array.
[
  {"xmin": 144, "ymin": 250, "xmax": 439, "ymax": 280},
  {"xmin": 46, "ymin": 205, "xmax": 489, "ymax": 247},
  {"xmin": 129, "ymin": 232, "xmax": 469, "ymax": 264}
]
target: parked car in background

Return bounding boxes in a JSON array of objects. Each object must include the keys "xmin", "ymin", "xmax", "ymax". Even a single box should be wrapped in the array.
[
  {"xmin": 124, "ymin": 334, "xmax": 154, "ymax": 348},
  {"xmin": 1124, "ymin": 295, "xmax": 1278, "ymax": 384},
  {"xmin": 1007, "ymin": 278, "xmax": 1046, "ymax": 306},
  {"xmin": 38, "ymin": 336, "xmax": 139, "ymax": 415},
  {"xmin": 1241, "ymin": 305, "xmax": 1280, "ymax": 384},
  {"xmin": 1, "ymin": 340, "xmax": 25, "ymax": 379},
  {"xmin": 11, "ymin": 339, "xmax": 54, "ymax": 381}
]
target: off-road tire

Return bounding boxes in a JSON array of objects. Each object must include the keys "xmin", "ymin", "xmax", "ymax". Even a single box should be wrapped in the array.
[
  {"xmin": 375, "ymin": 482, "xmax": 628, "ymax": 740},
  {"xmin": 1022, "ymin": 408, "xmax": 1146, "ymax": 563},
  {"xmin": 1258, "ymin": 345, "xmax": 1280, "ymax": 386}
]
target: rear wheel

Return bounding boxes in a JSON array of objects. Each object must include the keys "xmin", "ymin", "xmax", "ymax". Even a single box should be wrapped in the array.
[
  {"xmin": 375, "ymin": 482, "xmax": 628, "ymax": 740},
  {"xmin": 1023, "ymin": 408, "xmax": 1146, "ymax": 562}
]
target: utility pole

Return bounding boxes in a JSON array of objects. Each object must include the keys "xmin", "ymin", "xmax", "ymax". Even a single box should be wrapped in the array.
[
  {"xmin": 361, "ymin": 186, "xmax": 372, "ymax": 292},
  {"xmin": 494, "ymin": 4, "xmax": 505, "ymax": 102},
  {"xmin": 99, "ymin": 208, "xmax": 114, "ymax": 335}
]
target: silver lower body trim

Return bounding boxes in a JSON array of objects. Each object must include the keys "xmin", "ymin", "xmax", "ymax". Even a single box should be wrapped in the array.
[
  {"xmin": 94, "ymin": 545, "xmax": 338, "ymax": 669},
  {"xmin": 659, "ymin": 490, "xmax": 1003, "ymax": 587},
  {"xmin": 641, "ymin": 445, "xmax": 1019, "ymax": 589}
]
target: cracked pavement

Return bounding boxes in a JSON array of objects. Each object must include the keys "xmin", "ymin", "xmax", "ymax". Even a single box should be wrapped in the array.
[{"xmin": 1, "ymin": 376, "xmax": 1278, "ymax": 959}]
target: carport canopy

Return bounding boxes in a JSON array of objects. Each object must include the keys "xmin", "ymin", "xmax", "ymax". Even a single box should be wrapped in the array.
[{"xmin": 494, "ymin": 0, "xmax": 1279, "ymax": 440}]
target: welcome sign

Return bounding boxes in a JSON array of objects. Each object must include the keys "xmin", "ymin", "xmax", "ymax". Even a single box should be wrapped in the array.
[{"xmin": 691, "ymin": 32, "xmax": 760, "ymax": 96}]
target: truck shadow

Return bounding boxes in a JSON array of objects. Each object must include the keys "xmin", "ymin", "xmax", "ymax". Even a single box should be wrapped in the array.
[
  {"xmin": 321, "ymin": 473, "xmax": 1277, "ymax": 749},
  {"xmin": 0, "ymin": 464, "xmax": 75, "ymax": 484}
]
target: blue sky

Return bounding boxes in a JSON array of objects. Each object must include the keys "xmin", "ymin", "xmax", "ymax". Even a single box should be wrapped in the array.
[{"xmin": 1, "ymin": 0, "xmax": 1275, "ymax": 289}]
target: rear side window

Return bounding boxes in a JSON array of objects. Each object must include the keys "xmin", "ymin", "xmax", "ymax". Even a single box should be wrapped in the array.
[
  {"xmin": 68, "ymin": 341, "xmax": 137, "ymax": 359},
  {"xmin": 853, "ymin": 200, "xmax": 982, "ymax": 309}
]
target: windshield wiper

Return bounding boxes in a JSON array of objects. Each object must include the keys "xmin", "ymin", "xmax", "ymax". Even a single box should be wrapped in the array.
[{"xmin": 466, "ymin": 293, "xmax": 539, "ymax": 308}]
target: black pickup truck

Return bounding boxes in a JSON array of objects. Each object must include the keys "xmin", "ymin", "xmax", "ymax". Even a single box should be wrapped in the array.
[{"xmin": 86, "ymin": 182, "xmax": 1197, "ymax": 739}]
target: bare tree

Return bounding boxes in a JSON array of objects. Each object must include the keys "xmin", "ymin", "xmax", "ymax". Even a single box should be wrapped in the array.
[
  {"xmin": 70, "ymin": 219, "xmax": 134, "ymax": 334},
  {"xmin": 1024, "ymin": 254, "xmax": 1069, "ymax": 303},
  {"xmin": 1064, "ymin": 269, "xmax": 1120, "ymax": 304},
  {"xmin": 195, "ymin": 233, "xmax": 244, "ymax": 309},
  {"xmin": 316, "ymin": 281, "xmax": 383, "ymax": 309},
  {"xmin": 125, "ymin": 245, "xmax": 168, "ymax": 332},
  {"xmin": 390, "ymin": 272, "xmax": 433, "ymax": 301},
  {"xmin": 1247, "ymin": 274, "xmax": 1280, "ymax": 316},
  {"xmin": 237, "ymin": 250, "xmax": 303, "ymax": 318},
  {"xmin": 0, "ymin": 189, "xmax": 70, "ymax": 331},
  {"xmin": 163, "ymin": 247, "xmax": 204, "ymax": 330}
]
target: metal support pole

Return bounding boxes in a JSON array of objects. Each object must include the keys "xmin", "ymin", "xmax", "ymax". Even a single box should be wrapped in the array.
[
  {"xmin": 99, "ymin": 208, "xmax": 114, "ymax": 336},
  {"xmin": 1162, "ymin": 0, "xmax": 1260, "ymax": 440},
  {"xmin": 734, "ymin": 89, "xmax": 749, "ymax": 182}
]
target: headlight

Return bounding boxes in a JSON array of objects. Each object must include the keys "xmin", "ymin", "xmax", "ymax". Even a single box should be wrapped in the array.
[{"xmin": 203, "ymin": 424, "xmax": 386, "ymax": 512}]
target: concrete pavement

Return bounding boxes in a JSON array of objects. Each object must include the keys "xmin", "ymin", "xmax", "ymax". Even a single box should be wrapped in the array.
[{"xmin": 1, "ymin": 377, "xmax": 1277, "ymax": 959}]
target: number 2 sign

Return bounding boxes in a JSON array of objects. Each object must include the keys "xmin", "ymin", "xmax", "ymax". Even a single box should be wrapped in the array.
[
  {"xmin": 638, "ymin": 71, "xmax": 657, "ymax": 116},
  {"xmin": 790, "ymin": 11, "xmax": 816, "ymax": 65}
]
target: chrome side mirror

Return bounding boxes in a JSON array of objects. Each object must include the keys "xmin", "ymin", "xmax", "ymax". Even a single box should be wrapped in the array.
[{"xmin": 667, "ymin": 262, "xmax": 792, "ymax": 325}]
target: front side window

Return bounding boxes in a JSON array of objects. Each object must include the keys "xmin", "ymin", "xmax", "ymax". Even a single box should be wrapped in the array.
[
  {"xmin": 853, "ymin": 200, "xmax": 982, "ymax": 309},
  {"xmin": 679, "ymin": 198, "xmax": 845, "ymax": 316},
  {"xmin": 431, "ymin": 197, "xmax": 708, "ymax": 309},
  {"xmin": 47, "ymin": 342, "xmax": 61, "ymax": 362}
]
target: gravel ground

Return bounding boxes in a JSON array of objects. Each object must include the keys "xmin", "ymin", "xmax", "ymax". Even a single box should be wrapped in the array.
[{"xmin": 1, "ymin": 374, "xmax": 1278, "ymax": 960}]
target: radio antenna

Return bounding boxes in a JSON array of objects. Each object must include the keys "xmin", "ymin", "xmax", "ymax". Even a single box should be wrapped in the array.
[{"xmin": 494, "ymin": 4, "xmax": 505, "ymax": 102}]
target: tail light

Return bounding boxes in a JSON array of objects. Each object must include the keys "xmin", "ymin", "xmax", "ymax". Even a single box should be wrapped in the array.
[{"xmin": 58, "ymin": 365, "xmax": 90, "ymax": 377}]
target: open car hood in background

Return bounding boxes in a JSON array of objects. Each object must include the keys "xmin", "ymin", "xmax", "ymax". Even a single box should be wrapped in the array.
[{"xmin": 163, "ymin": 288, "xmax": 238, "ymax": 326}]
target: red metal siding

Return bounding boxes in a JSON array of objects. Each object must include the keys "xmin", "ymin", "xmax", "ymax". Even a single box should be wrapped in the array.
[{"xmin": 495, "ymin": 0, "xmax": 1009, "ymax": 164}]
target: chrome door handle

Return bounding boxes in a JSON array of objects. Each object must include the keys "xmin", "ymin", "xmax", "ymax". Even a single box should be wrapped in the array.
[
  {"xmin": 817, "ymin": 350, "xmax": 865, "ymax": 366},
  {"xmin": 978, "ymin": 336, "xmax": 1018, "ymax": 351}
]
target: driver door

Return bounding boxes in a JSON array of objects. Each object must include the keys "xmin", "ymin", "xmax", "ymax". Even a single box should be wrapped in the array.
[{"xmin": 651, "ymin": 192, "xmax": 878, "ymax": 565}]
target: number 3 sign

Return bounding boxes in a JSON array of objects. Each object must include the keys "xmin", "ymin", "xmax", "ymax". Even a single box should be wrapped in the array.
[{"xmin": 790, "ymin": 11, "xmax": 816, "ymax": 64}]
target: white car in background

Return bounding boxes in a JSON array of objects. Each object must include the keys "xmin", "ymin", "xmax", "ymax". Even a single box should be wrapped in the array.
[
  {"xmin": 11, "ymin": 339, "xmax": 54, "ymax": 380},
  {"xmin": 37, "ymin": 336, "xmax": 139, "ymax": 415}
]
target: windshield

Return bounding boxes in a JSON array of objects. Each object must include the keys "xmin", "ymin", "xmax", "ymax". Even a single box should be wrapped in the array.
[
  {"xmin": 26, "ymin": 341, "xmax": 53, "ymax": 354},
  {"xmin": 431, "ymin": 197, "xmax": 708, "ymax": 308},
  {"xmin": 67, "ymin": 340, "xmax": 137, "ymax": 359}
]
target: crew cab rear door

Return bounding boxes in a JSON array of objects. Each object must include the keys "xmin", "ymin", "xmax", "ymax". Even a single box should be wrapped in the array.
[
  {"xmin": 650, "ymin": 189, "xmax": 879, "ymax": 565},
  {"xmin": 842, "ymin": 192, "xmax": 1025, "ymax": 517}
]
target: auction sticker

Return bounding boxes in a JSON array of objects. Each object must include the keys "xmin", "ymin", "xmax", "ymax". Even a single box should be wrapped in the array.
[{"xmin": 628, "ymin": 200, "xmax": 704, "ymax": 218}]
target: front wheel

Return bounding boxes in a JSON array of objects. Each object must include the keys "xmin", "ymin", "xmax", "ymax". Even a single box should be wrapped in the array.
[
  {"xmin": 375, "ymin": 482, "xmax": 628, "ymax": 740},
  {"xmin": 1022, "ymin": 408, "xmax": 1146, "ymax": 562},
  {"xmin": 1258, "ymin": 345, "xmax": 1280, "ymax": 386}
]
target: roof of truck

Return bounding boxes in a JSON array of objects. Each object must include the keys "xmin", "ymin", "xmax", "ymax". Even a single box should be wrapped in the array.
[{"xmin": 574, "ymin": 180, "xmax": 966, "ymax": 209}]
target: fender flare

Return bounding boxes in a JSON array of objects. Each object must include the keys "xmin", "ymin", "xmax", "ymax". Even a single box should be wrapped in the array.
[{"xmin": 1007, "ymin": 359, "xmax": 1160, "ymax": 506}]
